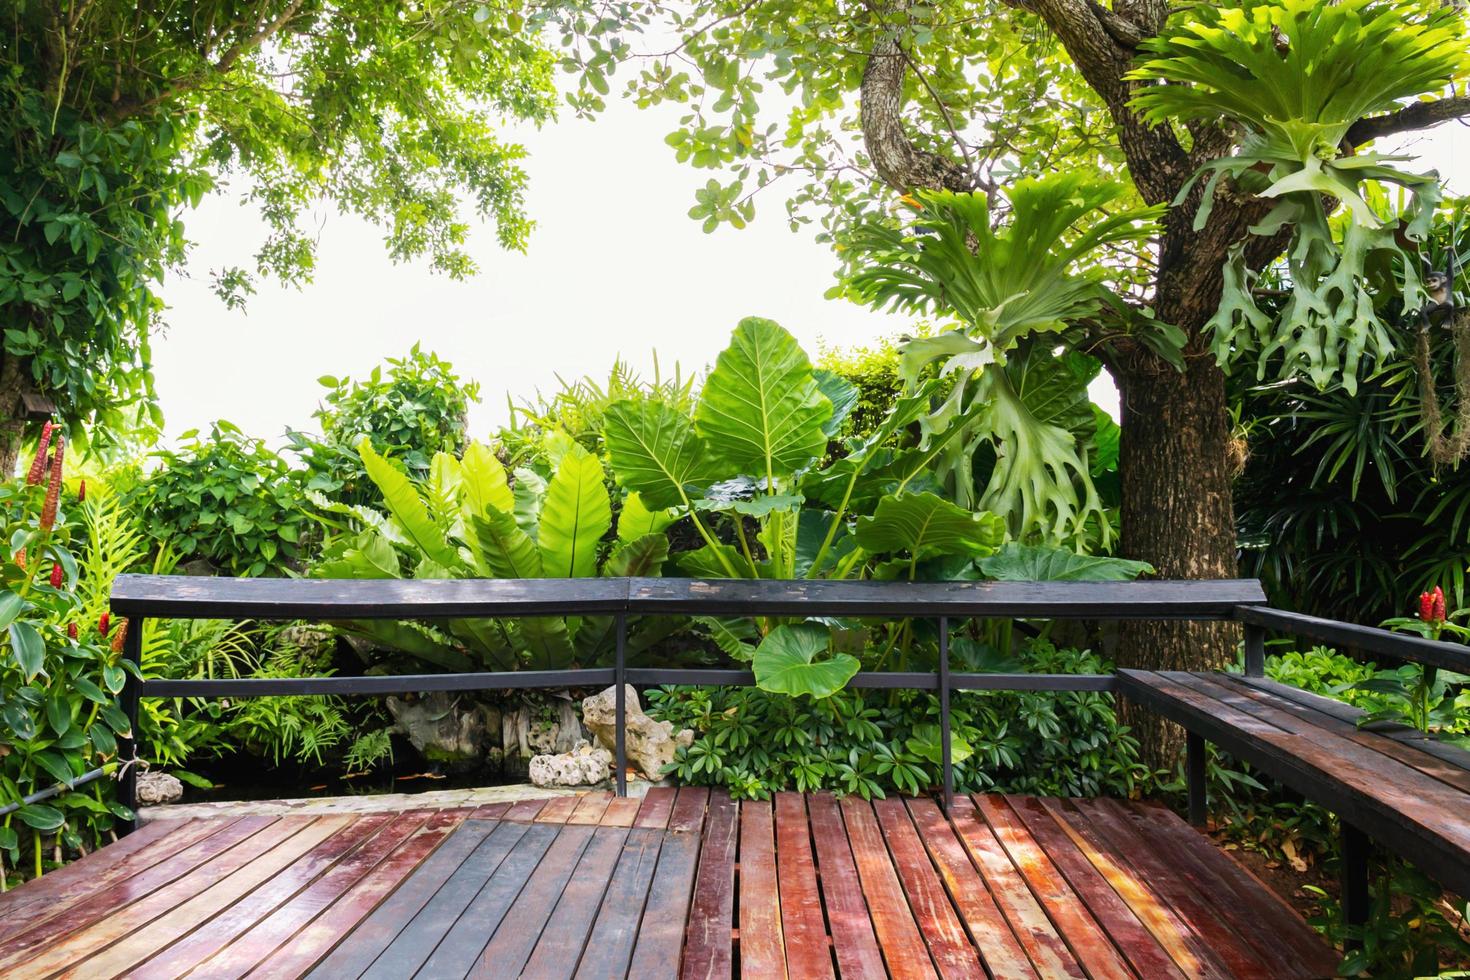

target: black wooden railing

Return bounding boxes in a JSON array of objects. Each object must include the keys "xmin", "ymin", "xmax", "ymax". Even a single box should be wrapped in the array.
[
  {"xmin": 103, "ymin": 575, "xmax": 1267, "ymax": 826},
  {"xmin": 82, "ymin": 574, "xmax": 1470, "ymax": 835}
]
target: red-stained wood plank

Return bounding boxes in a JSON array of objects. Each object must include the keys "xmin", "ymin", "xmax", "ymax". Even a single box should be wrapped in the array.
[
  {"xmin": 0, "ymin": 816, "xmax": 224, "ymax": 935},
  {"xmin": 806, "ymin": 793, "xmax": 887, "ymax": 980},
  {"xmin": 905, "ymin": 798, "xmax": 1037, "ymax": 980},
  {"xmin": 0, "ymin": 814, "xmax": 284, "ymax": 973},
  {"xmin": 601, "ymin": 795, "xmax": 642, "ymax": 827},
  {"xmin": 669, "ymin": 786, "xmax": 710, "ymax": 834},
  {"xmin": 635, "ymin": 786, "xmax": 677, "ymax": 829},
  {"xmin": 522, "ymin": 825, "xmax": 631, "ymax": 978},
  {"xmin": 872, "ymin": 797, "xmax": 981, "ymax": 979},
  {"xmin": 32, "ymin": 816, "xmax": 353, "ymax": 980},
  {"xmin": 773, "ymin": 793, "xmax": 834, "ymax": 980},
  {"xmin": 1105, "ymin": 797, "xmax": 1339, "ymax": 979},
  {"xmin": 568, "ymin": 791, "xmax": 614, "ymax": 826},
  {"xmin": 974, "ymin": 796, "xmax": 1133, "ymax": 980},
  {"xmin": 355, "ymin": 820, "xmax": 529, "ymax": 980},
  {"xmin": 470, "ymin": 802, "xmax": 511, "ymax": 819},
  {"xmin": 0, "ymin": 814, "xmax": 275, "ymax": 960},
  {"xmin": 681, "ymin": 790, "xmax": 738, "ymax": 980},
  {"xmin": 1006, "ymin": 798, "xmax": 1195, "ymax": 980},
  {"xmin": 1070, "ymin": 797, "xmax": 1296, "ymax": 979},
  {"xmin": 838, "ymin": 795, "xmax": 938, "ymax": 980},
  {"xmin": 537, "ymin": 795, "xmax": 582, "ymax": 824},
  {"xmin": 738, "ymin": 798, "xmax": 787, "ymax": 979},
  {"xmin": 505, "ymin": 797, "xmax": 553, "ymax": 821},
  {"xmin": 475, "ymin": 823, "xmax": 596, "ymax": 975},
  {"xmin": 416, "ymin": 821, "xmax": 561, "ymax": 979},
  {"xmin": 119, "ymin": 813, "xmax": 394, "ymax": 979},
  {"xmin": 577, "ymin": 829, "xmax": 666, "ymax": 980},
  {"xmin": 626, "ymin": 828, "xmax": 702, "ymax": 979},
  {"xmin": 248, "ymin": 809, "xmax": 466, "ymax": 980},
  {"xmin": 947, "ymin": 797, "xmax": 1085, "ymax": 980}
]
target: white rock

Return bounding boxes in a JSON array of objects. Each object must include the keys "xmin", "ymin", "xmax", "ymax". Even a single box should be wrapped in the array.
[
  {"xmin": 136, "ymin": 771, "xmax": 184, "ymax": 806},
  {"xmin": 528, "ymin": 741, "xmax": 614, "ymax": 788},
  {"xmin": 581, "ymin": 685, "xmax": 694, "ymax": 782}
]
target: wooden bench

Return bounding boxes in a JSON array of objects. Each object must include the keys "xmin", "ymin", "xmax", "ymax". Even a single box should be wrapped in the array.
[{"xmin": 1121, "ymin": 605, "xmax": 1470, "ymax": 928}]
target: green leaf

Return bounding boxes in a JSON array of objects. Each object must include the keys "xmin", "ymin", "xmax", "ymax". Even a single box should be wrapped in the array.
[
  {"xmin": 538, "ymin": 445, "xmax": 612, "ymax": 578},
  {"xmin": 16, "ymin": 804, "xmax": 63, "ymax": 832},
  {"xmin": 466, "ymin": 507, "xmax": 543, "ymax": 578},
  {"xmin": 2, "ymin": 703, "xmax": 35, "ymax": 740},
  {"xmin": 102, "ymin": 664, "xmax": 125, "ymax": 694},
  {"xmin": 604, "ymin": 399, "xmax": 717, "ymax": 510},
  {"xmin": 0, "ymin": 592, "xmax": 26, "ymax": 631},
  {"xmin": 460, "ymin": 442, "xmax": 515, "ymax": 517},
  {"xmin": 854, "ymin": 493, "xmax": 1005, "ymax": 560},
  {"xmin": 45, "ymin": 697, "xmax": 71, "ymax": 736},
  {"xmin": 905, "ymin": 724, "xmax": 974, "ymax": 766},
  {"xmin": 753, "ymin": 624, "xmax": 860, "ymax": 699},
  {"xmin": 358, "ymin": 440, "xmax": 461, "ymax": 568},
  {"xmin": 8, "ymin": 622, "xmax": 44, "ymax": 682},
  {"xmin": 695, "ymin": 317, "xmax": 832, "ymax": 481},
  {"xmin": 604, "ymin": 533, "xmax": 670, "ymax": 577},
  {"xmin": 979, "ymin": 544, "xmax": 1153, "ymax": 581},
  {"xmin": 616, "ymin": 492, "xmax": 678, "ymax": 541},
  {"xmin": 33, "ymin": 751, "xmax": 76, "ymax": 788},
  {"xmin": 812, "ymin": 368, "xmax": 860, "ymax": 437}
]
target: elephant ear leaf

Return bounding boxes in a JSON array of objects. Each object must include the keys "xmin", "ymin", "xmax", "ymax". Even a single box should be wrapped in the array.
[
  {"xmin": 605, "ymin": 533, "xmax": 670, "ymax": 577},
  {"xmin": 695, "ymin": 317, "xmax": 832, "ymax": 481},
  {"xmin": 357, "ymin": 440, "xmax": 461, "ymax": 569},
  {"xmin": 539, "ymin": 445, "xmax": 612, "ymax": 578},
  {"xmin": 617, "ymin": 492, "xmax": 679, "ymax": 541},
  {"xmin": 812, "ymin": 368, "xmax": 860, "ymax": 437},
  {"xmin": 753, "ymin": 624, "xmax": 860, "ymax": 699},
  {"xmin": 979, "ymin": 544, "xmax": 1153, "ymax": 581},
  {"xmin": 854, "ymin": 492, "xmax": 1005, "ymax": 560},
  {"xmin": 604, "ymin": 398, "xmax": 717, "ymax": 510}
]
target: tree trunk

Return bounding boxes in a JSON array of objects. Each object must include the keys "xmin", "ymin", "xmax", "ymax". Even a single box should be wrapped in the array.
[
  {"xmin": 0, "ymin": 355, "xmax": 29, "ymax": 478},
  {"xmin": 1115, "ymin": 354, "xmax": 1239, "ymax": 770}
]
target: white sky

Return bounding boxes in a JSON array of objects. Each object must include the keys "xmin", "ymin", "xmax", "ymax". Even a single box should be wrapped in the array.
[{"xmin": 153, "ymin": 97, "xmax": 1468, "ymax": 447}]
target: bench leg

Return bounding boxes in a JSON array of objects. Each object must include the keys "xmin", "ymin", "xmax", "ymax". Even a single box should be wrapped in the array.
[
  {"xmin": 1186, "ymin": 730, "xmax": 1207, "ymax": 827},
  {"xmin": 1342, "ymin": 822, "xmax": 1370, "ymax": 943}
]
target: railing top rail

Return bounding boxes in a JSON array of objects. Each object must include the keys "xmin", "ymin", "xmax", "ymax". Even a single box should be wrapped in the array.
[
  {"xmin": 111, "ymin": 573, "xmax": 1267, "ymax": 620},
  {"xmin": 1237, "ymin": 604, "xmax": 1470, "ymax": 675}
]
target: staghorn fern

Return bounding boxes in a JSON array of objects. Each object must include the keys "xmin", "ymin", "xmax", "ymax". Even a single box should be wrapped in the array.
[{"xmin": 1128, "ymin": 0, "xmax": 1470, "ymax": 393}]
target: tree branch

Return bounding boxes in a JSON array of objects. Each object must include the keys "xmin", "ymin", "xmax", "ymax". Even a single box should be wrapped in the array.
[{"xmin": 1345, "ymin": 94, "xmax": 1470, "ymax": 148}]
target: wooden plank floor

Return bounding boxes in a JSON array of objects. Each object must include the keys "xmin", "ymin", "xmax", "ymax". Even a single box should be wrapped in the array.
[{"xmin": 0, "ymin": 790, "xmax": 1337, "ymax": 978}]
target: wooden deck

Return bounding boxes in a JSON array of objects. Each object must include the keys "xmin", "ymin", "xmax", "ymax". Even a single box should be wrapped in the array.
[{"xmin": 0, "ymin": 789, "xmax": 1337, "ymax": 979}]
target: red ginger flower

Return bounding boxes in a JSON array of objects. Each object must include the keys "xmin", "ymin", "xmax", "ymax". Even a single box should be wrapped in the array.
[
  {"xmin": 1433, "ymin": 586, "xmax": 1447, "ymax": 624},
  {"xmin": 66, "ymin": 623, "xmax": 78, "ymax": 640},
  {"xmin": 97, "ymin": 612, "xmax": 110, "ymax": 637},
  {"xmin": 39, "ymin": 435, "xmax": 64, "ymax": 531},
  {"xmin": 110, "ymin": 618, "xmax": 128, "ymax": 654},
  {"xmin": 77, "ymin": 479, "xmax": 85, "ymax": 503},
  {"xmin": 48, "ymin": 565, "xmax": 62, "ymax": 588},
  {"xmin": 12, "ymin": 548, "xmax": 24, "ymax": 570},
  {"xmin": 24, "ymin": 423, "xmax": 52, "ymax": 486},
  {"xmin": 1419, "ymin": 587, "xmax": 1448, "ymax": 624}
]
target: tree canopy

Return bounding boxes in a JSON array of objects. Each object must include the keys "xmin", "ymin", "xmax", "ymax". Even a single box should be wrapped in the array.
[{"xmin": 0, "ymin": 0, "xmax": 555, "ymax": 463}]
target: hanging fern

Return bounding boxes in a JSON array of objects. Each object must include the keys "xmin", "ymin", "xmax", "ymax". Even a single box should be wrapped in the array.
[{"xmin": 1128, "ymin": 0, "xmax": 1470, "ymax": 393}]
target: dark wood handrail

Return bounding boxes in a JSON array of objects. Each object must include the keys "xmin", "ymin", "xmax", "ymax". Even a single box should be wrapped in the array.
[{"xmin": 1236, "ymin": 604, "xmax": 1470, "ymax": 675}]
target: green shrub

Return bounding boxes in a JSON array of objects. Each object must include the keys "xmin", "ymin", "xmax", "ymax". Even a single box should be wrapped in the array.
[
  {"xmin": 648, "ymin": 640, "xmax": 1144, "ymax": 800},
  {"xmin": 292, "ymin": 346, "xmax": 480, "ymax": 506},
  {"xmin": 130, "ymin": 420, "xmax": 309, "ymax": 577}
]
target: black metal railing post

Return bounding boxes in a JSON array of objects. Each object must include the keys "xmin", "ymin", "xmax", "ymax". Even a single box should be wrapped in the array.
[
  {"xmin": 614, "ymin": 614, "xmax": 627, "ymax": 797},
  {"xmin": 1243, "ymin": 622, "xmax": 1266, "ymax": 678},
  {"xmin": 939, "ymin": 616, "xmax": 953, "ymax": 814},
  {"xmin": 1186, "ymin": 730, "xmax": 1207, "ymax": 827},
  {"xmin": 1342, "ymin": 822, "xmax": 1370, "ymax": 946},
  {"xmin": 117, "ymin": 615, "xmax": 143, "ymax": 835}
]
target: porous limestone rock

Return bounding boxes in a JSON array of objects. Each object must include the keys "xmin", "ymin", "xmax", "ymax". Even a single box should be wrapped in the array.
[
  {"xmin": 136, "ymin": 771, "xmax": 184, "ymax": 806},
  {"xmin": 528, "ymin": 740, "xmax": 613, "ymax": 788},
  {"xmin": 581, "ymin": 685, "xmax": 693, "ymax": 782},
  {"xmin": 386, "ymin": 692, "xmax": 488, "ymax": 773}
]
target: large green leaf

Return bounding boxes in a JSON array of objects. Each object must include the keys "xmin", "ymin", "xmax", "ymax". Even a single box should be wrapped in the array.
[
  {"xmin": 812, "ymin": 368, "xmax": 860, "ymax": 437},
  {"xmin": 616, "ymin": 492, "xmax": 679, "ymax": 541},
  {"xmin": 538, "ymin": 445, "xmax": 612, "ymax": 578},
  {"xmin": 605, "ymin": 533, "xmax": 670, "ymax": 577},
  {"xmin": 8, "ymin": 622, "xmax": 44, "ymax": 682},
  {"xmin": 753, "ymin": 624, "xmax": 860, "ymax": 699},
  {"xmin": 979, "ymin": 544, "xmax": 1153, "ymax": 582},
  {"xmin": 358, "ymin": 440, "xmax": 461, "ymax": 568},
  {"xmin": 460, "ymin": 441, "xmax": 514, "ymax": 517},
  {"xmin": 854, "ymin": 492, "xmax": 1005, "ymax": 560},
  {"xmin": 695, "ymin": 317, "xmax": 832, "ymax": 482},
  {"xmin": 467, "ymin": 507, "xmax": 543, "ymax": 578},
  {"xmin": 604, "ymin": 398, "xmax": 718, "ymax": 510}
]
